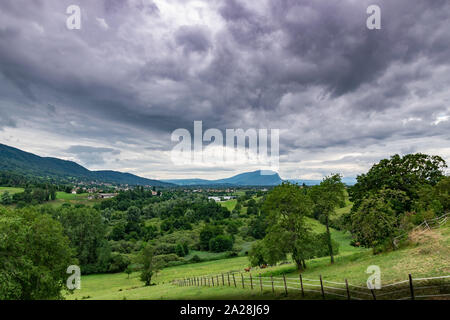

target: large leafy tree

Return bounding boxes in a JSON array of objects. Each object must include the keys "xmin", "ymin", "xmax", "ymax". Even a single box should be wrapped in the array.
[
  {"xmin": 139, "ymin": 244, "xmax": 160, "ymax": 286},
  {"xmin": 0, "ymin": 207, "xmax": 76, "ymax": 300},
  {"xmin": 261, "ymin": 182, "xmax": 314, "ymax": 270},
  {"xmin": 310, "ymin": 174, "xmax": 345, "ymax": 263},
  {"xmin": 351, "ymin": 189, "xmax": 407, "ymax": 250},
  {"xmin": 350, "ymin": 153, "xmax": 446, "ymax": 213},
  {"xmin": 55, "ymin": 207, "xmax": 111, "ymax": 274}
]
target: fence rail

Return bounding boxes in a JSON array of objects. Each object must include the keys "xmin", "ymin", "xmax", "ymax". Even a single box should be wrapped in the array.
[
  {"xmin": 173, "ymin": 272, "xmax": 450, "ymax": 300},
  {"xmin": 393, "ymin": 212, "xmax": 449, "ymax": 247},
  {"xmin": 174, "ymin": 215, "xmax": 449, "ymax": 300}
]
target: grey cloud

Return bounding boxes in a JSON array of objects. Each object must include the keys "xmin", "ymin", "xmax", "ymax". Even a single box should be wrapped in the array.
[
  {"xmin": 175, "ymin": 25, "xmax": 212, "ymax": 54},
  {"xmin": 0, "ymin": 0, "xmax": 449, "ymax": 179},
  {"xmin": 66, "ymin": 145, "xmax": 120, "ymax": 166}
]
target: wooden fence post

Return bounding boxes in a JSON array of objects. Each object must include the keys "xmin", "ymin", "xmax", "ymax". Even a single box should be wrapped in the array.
[
  {"xmin": 271, "ymin": 275, "xmax": 274, "ymax": 293},
  {"xmin": 283, "ymin": 274, "xmax": 288, "ymax": 296},
  {"xmin": 228, "ymin": 273, "xmax": 231, "ymax": 286},
  {"xmin": 216, "ymin": 275, "xmax": 219, "ymax": 286},
  {"xmin": 409, "ymin": 274, "xmax": 415, "ymax": 300},
  {"xmin": 233, "ymin": 273, "xmax": 237, "ymax": 287},
  {"xmin": 345, "ymin": 279, "xmax": 350, "ymax": 300},
  {"xmin": 299, "ymin": 274, "xmax": 304, "ymax": 297},
  {"xmin": 370, "ymin": 289, "xmax": 376, "ymax": 300},
  {"xmin": 212, "ymin": 276, "xmax": 215, "ymax": 287},
  {"xmin": 222, "ymin": 273, "xmax": 225, "ymax": 286},
  {"xmin": 259, "ymin": 274, "xmax": 263, "ymax": 293},
  {"xmin": 320, "ymin": 275, "xmax": 325, "ymax": 299},
  {"xmin": 241, "ymin": 273, "xmax": 245, "ymax": 289},
  {"xmin": 250, "ymin": 273, "xmax": 253, "ymax": 290}
]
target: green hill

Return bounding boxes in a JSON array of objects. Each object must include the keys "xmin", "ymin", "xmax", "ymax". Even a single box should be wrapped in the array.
[
  {"xmin": 67, "ymin": 220, "xmax": 449, "ymax": 300},
  {"xmin": 0, "ymin": 143, "xmax": 173, "ymax": 187}
]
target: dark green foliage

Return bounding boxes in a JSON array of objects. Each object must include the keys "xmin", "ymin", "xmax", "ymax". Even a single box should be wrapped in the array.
[
  {"xmin": 1, "ymin": 191, "xmax": 12, "ymax": 205},
  {"xmin": 310, "ymin": 174, "xmax": 346, "ymax": 263},
  {"xmin": 350, "ymin": 153, "xmax": 446, "ymax": 213},
  {"xmin": 248, "ymin": 240, "xmax": 268, "ymax": 266},
  {"xmin": 54, "ymin": 207, "xmax": 111, "ymax": 274},
  {"xmin": 199, "ymin": 225, "xmax": 224, "ymax": 250},
  {"xmin": 153, "ymin": 253, "xmax": 183, "ymax": 267},
  {"xmin": 108, "ymin": 253, "xmax": 131, "ymax": 273},
  {"xmin": 175, "ymin": 243, "xmax": 186, "ymax": 257},
  {"xmin": 248, "ymin": 215, "xmax": 266, "ymax": 239},
  {"xmin": 260, "ymin": 182, "xmax": 314, "ymax": 270},
  {"xmin": 189, "ymin": 255, "xmax": 202, "ymax": 263},
  {"xmin": 351, "ymin": 189, "xmax": 404, "ymax": 250},
  {"xmin": 142, "ymin": 224, "xmax": 158, "ymax": 241},
  {"xmin": 348, "ymin": 154, "xmax": 447, "ymax": 252},
  {"xmin": 312, "ymin": 232, "xmax": 340, "ymax": 257},
  {"xmin": 0, "ymin": 207, "xmax": 76, "ymax": 300},
  {"xmin": 209, "ymin": 235, "xmax": 234, "ymax": 252},
  {"xmin": 110, "ymin": 222, "xmax": 126, "ymax": 241},
  {"xmin": 139, "ymin": 244, "xmax": 160, "ymax": 286}
]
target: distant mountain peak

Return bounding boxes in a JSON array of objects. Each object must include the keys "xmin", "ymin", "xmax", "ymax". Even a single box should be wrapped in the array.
[{"xmin": 164, "ymin": 170, "xmax": 283, "ymax": 186}]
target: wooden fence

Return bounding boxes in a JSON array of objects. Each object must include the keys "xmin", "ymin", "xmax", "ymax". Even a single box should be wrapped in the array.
[
  {"xmin": 174, "ymin": 272, "xmax": 450, "ymax": 300},
  {"xmin": 393, "ymin": 212, "xmax": 449, "ymax": 247}
]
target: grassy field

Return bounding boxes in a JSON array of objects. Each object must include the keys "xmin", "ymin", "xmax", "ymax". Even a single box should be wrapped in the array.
[
  {"xmin": 219, "ymin": 199, "xmax": 237, "ymax": 211},
  {"xmin": 44, "ymin": 192, "xmax": 101, "ymax": 207},
  {"xmin": 219, "ymin": 196, "xmax": 263, "ymax": 213},
  {"xmin": 0, "ymin": 187, "xmax": 24, "ymax": 194},
  {"xmin": 55, "ymin": 192, "xmax": 89, "ymax": 200},
  {"xmin": 67, "ymin": 221, "xmax": 366, "ymax": 300},
  {"xmin": 67, "ymin": 220, "xmax": 449, "ymax": 300}
]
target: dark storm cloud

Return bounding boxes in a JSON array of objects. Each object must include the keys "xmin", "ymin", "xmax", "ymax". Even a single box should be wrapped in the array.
[
  {"xmin": 175, "ymin": 25, "xmax": 212, "ymax": 54},
  {"xmin": 0, "ymin": 0, "xmax": 449, "ymax": 178}
]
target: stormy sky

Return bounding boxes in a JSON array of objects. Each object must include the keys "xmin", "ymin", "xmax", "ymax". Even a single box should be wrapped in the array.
[{"xmin": 0, "ymin": 0, "xmax": 449, "ymax": 180}]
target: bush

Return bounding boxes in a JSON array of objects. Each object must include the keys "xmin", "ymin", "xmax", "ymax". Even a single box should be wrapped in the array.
[
  {"xmin": 109, "ymin": 253, "xmax": 131, "ymax": 273},
  {"xmin": 175, "ymin": 243, "xmax": 186, "ymax": 257},
  {"xmin": 209, "ymin": 235, "xmax": 234, "ymax": 252},
  {"xmin": 189, "ymin": 255, "xmax": 202, "ymax": 263},
  {"xmin": 153, "ymin": 253, "xmax": 182, "ymax": 268}
]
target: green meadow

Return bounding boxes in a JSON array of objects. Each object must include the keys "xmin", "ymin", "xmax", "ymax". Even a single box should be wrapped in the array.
[
  {"xmin": 0, "ymin": 187, "xmax": 24, "ymax": 194},
  {"xmin": 67, "ymin": 220, "xmax": 449, "ymax": 300}
]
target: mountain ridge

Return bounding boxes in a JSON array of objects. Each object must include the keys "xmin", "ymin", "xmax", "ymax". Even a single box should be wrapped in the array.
[
  {"xmin": 0, "ymin": 143, "xmax": 173, "ymax": 187},
  {"xmin": 163, "ymin": 170, "xmax": 283, "ymax": 186}
]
